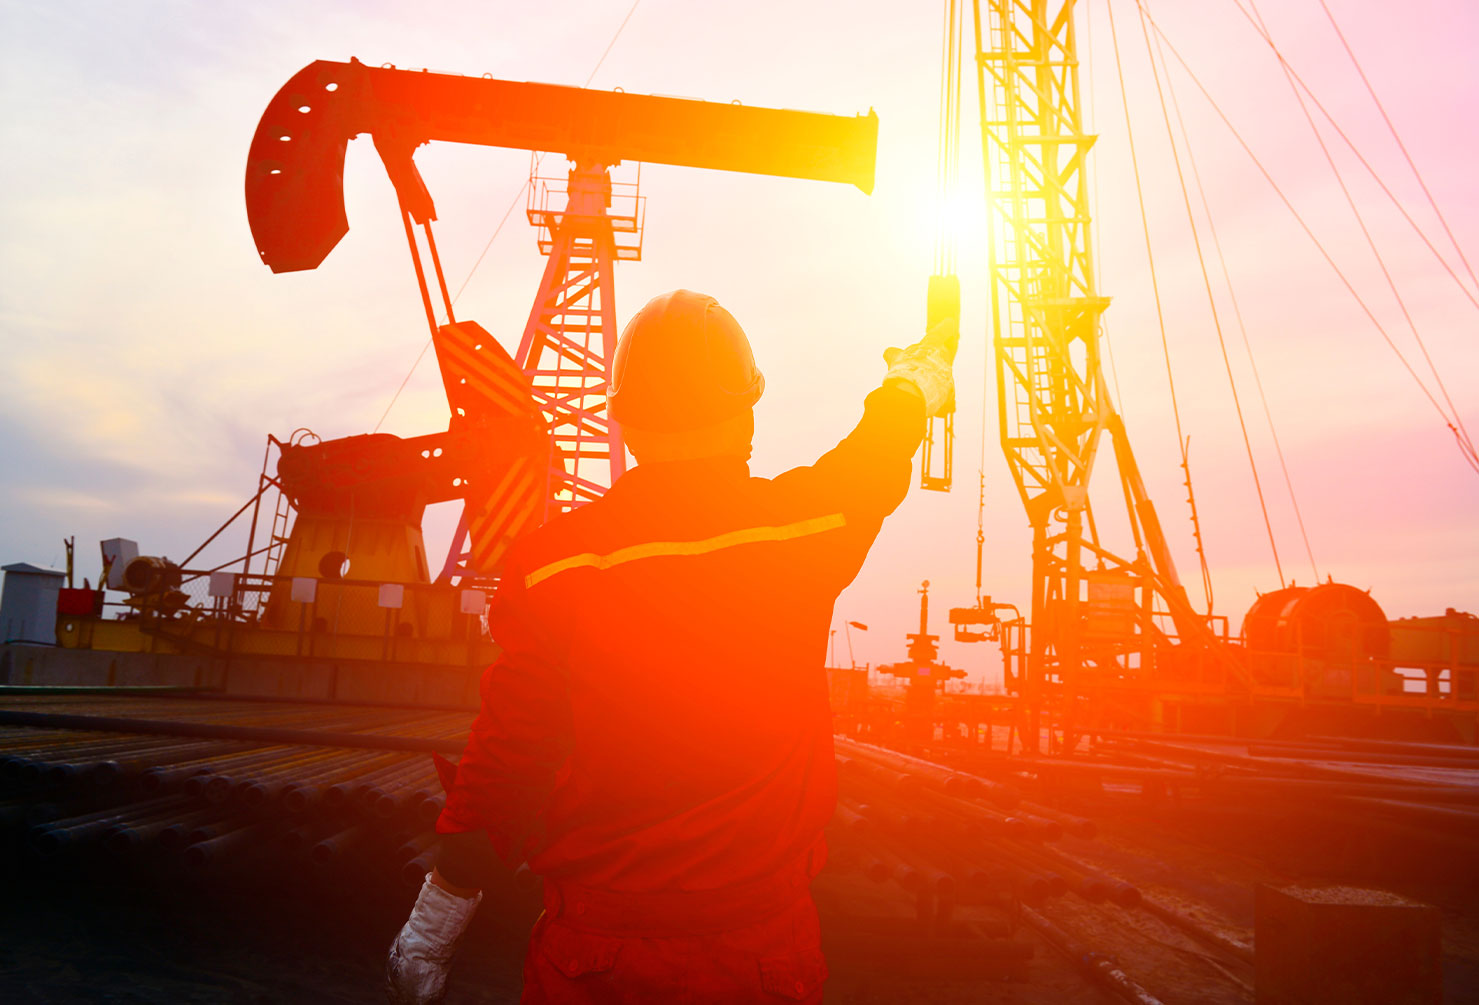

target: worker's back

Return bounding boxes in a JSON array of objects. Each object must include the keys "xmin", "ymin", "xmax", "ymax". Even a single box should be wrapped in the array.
[
  {"xmin": 518, "ymin": 455, "xmax": 869, "ymax": 890},
  {"xmin": 453, "ymin": 384, "xmax": 923, "ymax": 891}
]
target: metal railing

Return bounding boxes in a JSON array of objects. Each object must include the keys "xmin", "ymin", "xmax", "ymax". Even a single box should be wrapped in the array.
[{"xmin": 67, "ymin": 570, "xmax": 498, "ymax": 668}]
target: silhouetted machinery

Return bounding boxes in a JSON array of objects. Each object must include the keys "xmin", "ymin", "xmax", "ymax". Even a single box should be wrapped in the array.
[
  {"xmin": 1243, "ymin": 583, "xmax": 1392, "ymax": 696},
  {"xmin": 1391, "ymin": 609, "xmax": 1479, "ymax": 702},
  {"xmin": 53, "ymin": 59, "xmax": 878, "ymax": 688},
  {"xmin": 876, "ymin": 582, "xmax": 967, "ymax": 741}
]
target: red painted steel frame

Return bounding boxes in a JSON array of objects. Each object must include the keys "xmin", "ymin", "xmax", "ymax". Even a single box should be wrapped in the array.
[
  {"xmin": 517, "ymin": 162, "xmax": 628, "ymax": 517},
  {"xmin": 246, "ymin": 58, "xmax": 878, "ymax": 573}
]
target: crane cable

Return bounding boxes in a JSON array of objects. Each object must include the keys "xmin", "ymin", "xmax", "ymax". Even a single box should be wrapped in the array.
[
  {"xmin": 971, "ymin": 0, "xmax": 994, "ymax": 603},
  {"xmin": 1318, "ymin": 0, "xmax": 1479, "ymax": 299},
  {"xmin": 1209, "ymin": 3, "xmax": 1479, "ymax": 318},
  {"xmin": 1082, "ymin": 1, "xmax": 1127, "ymax": 418},
  {"xmin": 932, "ymin": 0, "xmax": 974, "ymax": 541},
  {"xmin": 1223, "ymin": 0, "xmax": 1478, "ymax": 475},
  {"xmin": 1085, "ymin": 0, "xmax": 1149, "ymax": 568},
  {"xmin": 1130, "ymin": 1, "xmax": 1286, "ymax": 591},
  {"xmin": 935, "ymin": 0, "xmax": 963, "ymax": 277},
  {"xmin": 1138, "ymin": 0, "xmax": 1479, "ymax": 476},
  {"xmin": 1146, "ymin": 22, "xmax": 1320, "ymax": 584},
  {"xmin": 1104, "ymin": 0, "xmax": 1217, "ymax": 612},
  {"xmin": 371, "ymin": 0, "xmax": 644, "ymax": 435},
  {"xmin": 920, "ymin": 0, "xmax": 963, "ymax": 494}
]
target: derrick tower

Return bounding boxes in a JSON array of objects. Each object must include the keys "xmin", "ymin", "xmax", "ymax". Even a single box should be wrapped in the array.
[
  {"xmin": 517, "ymin": 162, "xmax": 641, "ymax": 518},
  {"xmin": 972, "ymin": 0, "xmax": 1220, "ymax": 745}
]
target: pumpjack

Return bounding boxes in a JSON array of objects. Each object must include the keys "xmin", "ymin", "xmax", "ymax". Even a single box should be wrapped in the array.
[
  {"xmin": 245, "ymin": 58, "xmax": 877, "ymax": 590},
  {"xmin": 52, "ymin": 58, "xmax": 879, "ymax": 687}
]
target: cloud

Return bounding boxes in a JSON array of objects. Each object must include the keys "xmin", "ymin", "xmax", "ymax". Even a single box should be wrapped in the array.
[{"xmin": 11, "ymin": 486, "xmax": 119, "ymax": 514}]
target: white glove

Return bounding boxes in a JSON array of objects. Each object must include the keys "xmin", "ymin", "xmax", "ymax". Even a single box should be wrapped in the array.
[
  {"xmin": 883, "ymin": 317, "xmax": 959, "ymax": 417},
  {"xmin": 385, "ymin": 873, "xmax": 483, "ymax": 1004}
]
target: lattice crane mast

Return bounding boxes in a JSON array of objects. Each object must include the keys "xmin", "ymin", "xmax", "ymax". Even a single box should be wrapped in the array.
[
  {"xmin": 951, "ymin": 1, "xmax": 1239, "ymax": 749},
  {"xmin": 246, "ymin": 59, "xmax": 877, "ymax": 582}
]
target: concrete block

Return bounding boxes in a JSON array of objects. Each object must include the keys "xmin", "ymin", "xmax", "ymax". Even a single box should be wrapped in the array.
[{"xmin": 1255, "ymin": 884, "xmax": 1442, "ymax": 1005}]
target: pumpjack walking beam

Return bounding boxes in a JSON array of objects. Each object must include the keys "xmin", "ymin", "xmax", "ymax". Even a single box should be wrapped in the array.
[{"xmin": 246, "ymin": 59, "xmax": 876, "ymax": 278}]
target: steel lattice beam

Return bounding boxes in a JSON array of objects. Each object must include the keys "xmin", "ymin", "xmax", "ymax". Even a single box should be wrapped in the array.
[
  {"xmin": 516, "ymin": 163, "xmax": 628, "ymax": 519},
  {"xmin": 974, "ymin": 0, "xmax": 1232, "ymax": 748}
]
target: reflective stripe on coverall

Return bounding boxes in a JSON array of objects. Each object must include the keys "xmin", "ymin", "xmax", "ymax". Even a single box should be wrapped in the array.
[{"xmin": 438, "ymin": 384, "xmax": 926, "ymax": 1002}]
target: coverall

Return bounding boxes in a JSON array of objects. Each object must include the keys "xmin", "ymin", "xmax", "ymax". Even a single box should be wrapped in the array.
[{"xmin": 438, "ymin": 384, "xmax": 926, "ymax": 1003}]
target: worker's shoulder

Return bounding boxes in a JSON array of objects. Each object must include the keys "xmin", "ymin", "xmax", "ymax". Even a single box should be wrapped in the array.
[
  {"xmin": 503, "ymin": 498, "xmax": 612, "ymax": 575},
  {"xmin": 502, "ymin": 462, "xmax": 853, "ymax": 573},
  {"xmin": 739, "ymin": 468, "xmax": 849, "ymax": 524}
]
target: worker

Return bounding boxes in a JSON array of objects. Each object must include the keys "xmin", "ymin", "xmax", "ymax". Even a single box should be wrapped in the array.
[{"xmin": 386, "ymin": 289, "xmax": 957, "ymax": 1003}]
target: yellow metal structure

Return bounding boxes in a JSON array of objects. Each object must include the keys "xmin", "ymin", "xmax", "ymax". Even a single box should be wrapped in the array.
[
  {"xmin": 964, "ymin": 0, "xmax": 1476, "ymax": 745},
  {"xmin": 259, "ymin": 513, "xmax": 431, "ymax": 632},
  {"xmin": 972, "ymin": 0, "xmax": 1232, "ymax": 747}
]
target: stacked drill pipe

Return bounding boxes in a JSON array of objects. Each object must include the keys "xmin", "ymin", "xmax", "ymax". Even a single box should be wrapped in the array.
[
  {"xmin": 863, "ymin": 730, "xmax": 1478, "ymax": 888},
  {"xmin": 0, "ymin": 694, "xmax": 464, "ymax": 887},
  {"xmin": 830, "ymin": 738, "xmax": 1142, "ymax": 917},
  {"xmin": 829, "ymin": 738, "xmax": 1190, "ymax": 1001},
  {"xmin": 0, "ymin": 695, "xmax": 472, "ymax": 754},
  {"xmin": 1083, "ymin": 733, "xmax": 1479, "ymax": 847}
]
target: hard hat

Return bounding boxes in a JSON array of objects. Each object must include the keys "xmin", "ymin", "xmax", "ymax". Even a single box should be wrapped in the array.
[{"xmin": 609, "ymin": 290, "xmax": 765, "ymax": 432}]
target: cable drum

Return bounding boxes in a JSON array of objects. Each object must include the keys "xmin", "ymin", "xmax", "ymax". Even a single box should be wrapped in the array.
[{"xmin": 1242, "ymin": 583, "xmax": 1391, "ymax": 696}]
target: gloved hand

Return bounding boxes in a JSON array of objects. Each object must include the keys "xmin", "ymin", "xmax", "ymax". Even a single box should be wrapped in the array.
[
  {"xmin": 883, "ymin": 317, "xmax": 959, "ymax": 416},
  {"xmin": 385, "ymin": 873, "xmax": 483, "ymax": 1004}
]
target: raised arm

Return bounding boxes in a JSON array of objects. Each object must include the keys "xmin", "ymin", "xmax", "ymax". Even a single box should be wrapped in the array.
[{"xmin": 772, "ymin": 317, "xmax": 958, "ymax": 521}]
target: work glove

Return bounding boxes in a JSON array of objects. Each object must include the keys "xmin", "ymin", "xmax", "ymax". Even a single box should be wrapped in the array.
[
  {"xmin": 883, "ymin": 317, "xmax": 959, "ymax": 417},
  {"xmin": 385, "ymin": 873, "xmax": 483, "ymax": 1004}
]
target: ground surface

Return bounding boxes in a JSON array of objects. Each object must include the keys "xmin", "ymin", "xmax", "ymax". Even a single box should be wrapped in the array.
[
  {"xmin": 0, "ymin": 848, "xmax": 1109, "ymax": 1004},
  {"xmin": 4, "ymin": 708, "xmax": 1475, "ymax": 1003},
  {"xmin": 6, "ymin": 806, "xmax": 1475, "ymax": 1003}
]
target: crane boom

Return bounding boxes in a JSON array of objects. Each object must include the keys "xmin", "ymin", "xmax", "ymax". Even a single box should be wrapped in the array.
[
  {"xmin": 246, "ymin": 58, "xmax": 878, "ymax": 273},
  {"xmin": 970, "ymin": 0, "xmax": 1239, "ymax": 748}
]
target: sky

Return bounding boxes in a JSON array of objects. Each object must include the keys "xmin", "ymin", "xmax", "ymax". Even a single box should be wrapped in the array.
[{"xmin": 1, "ymin": 0, "xmax": 1475, "ymax": 686}]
